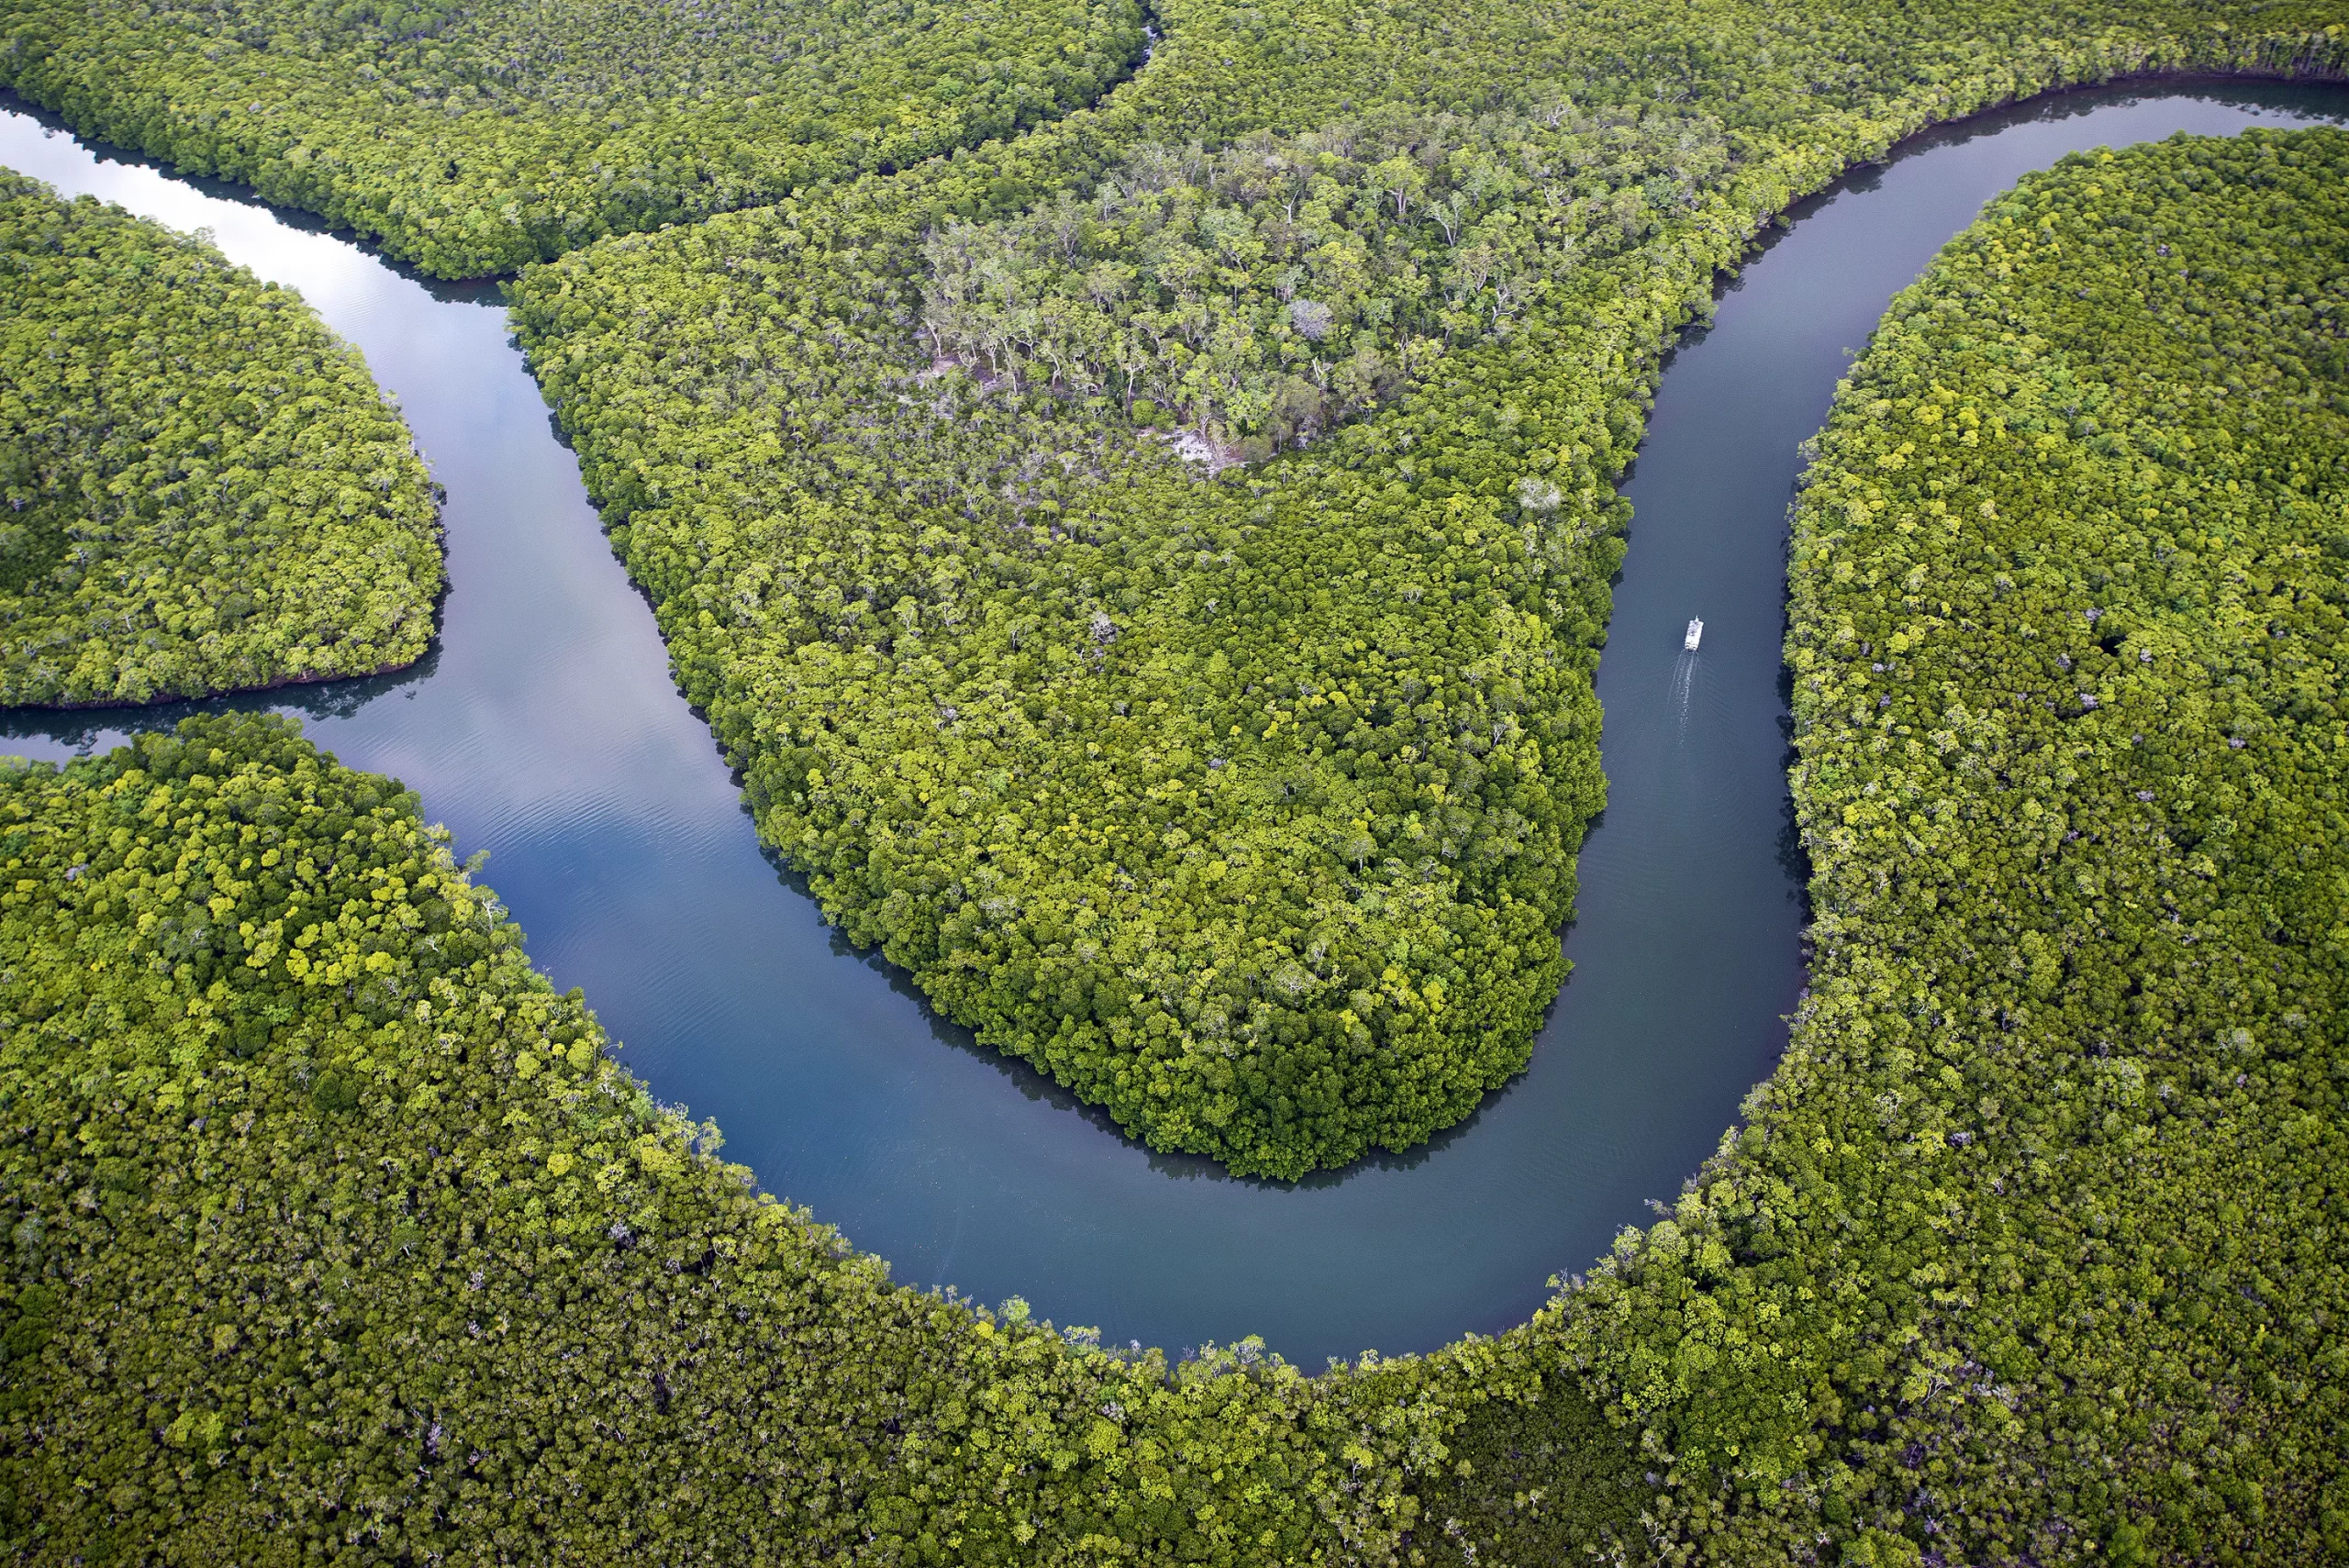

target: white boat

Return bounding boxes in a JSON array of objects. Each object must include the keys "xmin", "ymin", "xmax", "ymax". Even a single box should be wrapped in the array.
[{"xmin": 1684, "ymin": 617, "xmax": 1704, "ymax": 651}]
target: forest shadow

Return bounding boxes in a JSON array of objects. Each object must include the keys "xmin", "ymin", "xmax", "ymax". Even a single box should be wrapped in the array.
[
  {"xmin": 741, "ymin": 805, "xmax": 1532, "ymax": 1191},
  {"xmin": 0, "ymin": 647, "xmax": 441, "ymax": 755},
  {"xmin": 0, "ymin": 88, "xmax": 507, "ymax": 306},
  {"xmin": 1705, "ymin": 75, "xmax": 2348, "ymax": 305}
]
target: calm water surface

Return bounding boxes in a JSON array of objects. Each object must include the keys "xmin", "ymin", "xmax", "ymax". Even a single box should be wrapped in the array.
[{"xmin": 5, "ymin": 81, "xmax": 2342, "ymax": 1362}]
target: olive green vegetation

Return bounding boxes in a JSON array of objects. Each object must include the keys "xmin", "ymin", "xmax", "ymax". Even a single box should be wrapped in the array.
[
  {"xmin": 1461, "ymin": 127, "xmax": 2349, "ymax": 1567},
  {"xmin": 0, "ymin": 711, "xmax": 1556, "ymax": 1563},
  {"xmin": 0, "ymin": 172, "xmax": 440, "ymax": 707},
  {"xmin": 510, "ymin": 0, "xmax": 2348, "ymax": 1177},
  {"xmin": 5, "ymin": 124, "xmax": 2346, "ymax": 1562},
  {"xmin": 1408, "ymin": 1374, "xmax": 1651, "ymax": 1564},
  {"xmin": 8, "ymin": 6, "xmax": 2349, "ymax": 1566},
  {"xmin": 0, "ymin": 0, "xmax": 1146, "ymax": 278},
  {"xmin": 918, "ymin": 106, "xmax": 1742, "ymax": 461}
]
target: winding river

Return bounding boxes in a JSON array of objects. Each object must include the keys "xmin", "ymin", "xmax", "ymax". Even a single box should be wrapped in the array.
[{"xmin": 4, "ymin": 80, "xmax": 2342, "ymax": 1363}]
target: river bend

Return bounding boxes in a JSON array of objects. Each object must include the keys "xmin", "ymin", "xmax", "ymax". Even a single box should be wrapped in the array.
[{"xmin": 4, "ymin": 80, "xmax": 2341, "ymax": 1362}]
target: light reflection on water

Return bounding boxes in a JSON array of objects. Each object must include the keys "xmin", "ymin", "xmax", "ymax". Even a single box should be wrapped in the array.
[{"xmin": 3, "ymin": 80, "xmax": 2342, "ymax": 1361}]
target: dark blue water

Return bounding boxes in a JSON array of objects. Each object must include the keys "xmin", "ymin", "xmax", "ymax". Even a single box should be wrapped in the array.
[{"xmin": 6, "ymin": 80, "xmax": 2342, "ymax": 1362}]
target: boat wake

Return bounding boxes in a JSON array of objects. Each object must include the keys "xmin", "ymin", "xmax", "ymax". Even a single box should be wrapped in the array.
[{"xmin": 1671, "ymin": 649, "xmax": 1699, "ymax": 740}]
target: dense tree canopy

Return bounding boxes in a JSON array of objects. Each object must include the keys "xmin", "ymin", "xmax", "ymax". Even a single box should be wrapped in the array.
[
  {"xmin": 5, "ymin": 0, "xmax": 2349, "ymax": 1556},
  {"xmin": 0, "ymin": 0, "xmax": 1147, "ymax": 276},
  {"xmin": 1452, "ymin": 126, "xmax": 2349, "ymax": 1568},
  {"xmin": 12, "ymin": 137, "xmax": 2344, "ymax": 1557},
  {"xmin": 0, "ymin": 173, "xmax": 440, "ymax": 707},
  {"xmin": 918, "ymin": 105, "xmax": 1740, "ymax": 460},
  {"xmin": 0, "ymin": 713, "xmax": 1562, "ymax": 1562},
  {"xmin": 510, "ymin": 0, "xmax": 2346, "ymax": 1176}
]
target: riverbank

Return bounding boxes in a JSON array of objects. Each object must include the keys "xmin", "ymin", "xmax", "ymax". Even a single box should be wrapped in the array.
[{"xmin": 0, "ymin": 76, "xmax": 2340, "ymax": 1362}]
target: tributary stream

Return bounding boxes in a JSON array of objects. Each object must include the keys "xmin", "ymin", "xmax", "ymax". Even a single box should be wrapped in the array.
[{"xmin": 5, "ymin": 80, "xmax": 2343, "ymax": 1363}]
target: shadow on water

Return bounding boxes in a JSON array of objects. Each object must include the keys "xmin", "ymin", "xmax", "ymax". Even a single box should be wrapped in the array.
[
  {"xmin": 1775, "ymin": 663, "xmax": 1812, "ymax": 916},
  {"xmin": 755, "ymin": 829, "xmax": 1510, "ymax": 1189},
  {"xmin": 0, "ymin": 651, "xmax": 442, "ymax": 751},
  {"xmin": 0, "ymin": 88, "xmax": 508, "ymax": 306},
  {"xmin": 1, "ymin": 77, "xmax": 2343, "ymax": 1361}
]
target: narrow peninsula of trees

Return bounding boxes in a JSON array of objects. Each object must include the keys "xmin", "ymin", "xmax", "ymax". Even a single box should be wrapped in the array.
[
  {"xmin": 0, "ymin": 174, "xmax": 441, "ymax": 706},
  {"xmin": 509, "ymin": 0, "xmax": 2345, "ymax": 1176}
]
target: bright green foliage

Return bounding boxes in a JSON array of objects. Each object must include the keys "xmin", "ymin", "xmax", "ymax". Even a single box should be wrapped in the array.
[
  {"xmin": 0, "ymin": 173, "xmax": 440, "ymax": 706},
  {"xmin": 7, "ymin": 116, "xmax": 2349, "ymax": 1561},
  {"xmin": 0, "ymin": 0, "xmax": 1146, "ymax": 277},
  {"xmin": 509, "ymin": 0, "xmax": 2346, "ymax": 1177},
  {"xmin": 11, "ymin": 6, "xmax": 2349, "ymax": 1562},
  {"xmin": 1523, "ymin": 128, "xmax": 2349, "ymax": 1564},
  {"xmin": 0, "ymin": 713, "xmax": 1474, "ymax": 1563}
]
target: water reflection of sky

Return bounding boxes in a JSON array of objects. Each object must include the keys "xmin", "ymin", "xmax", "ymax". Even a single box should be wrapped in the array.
[{"xmin": 3, "ymin": 82, "xmax": 2343, "ymax": 1362}]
